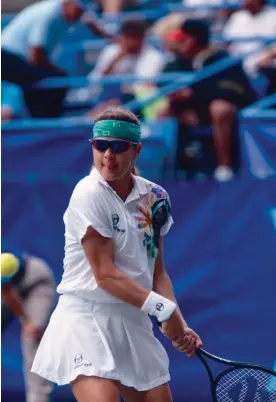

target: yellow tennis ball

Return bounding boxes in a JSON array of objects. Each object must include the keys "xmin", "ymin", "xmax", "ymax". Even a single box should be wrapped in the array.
[{"xmin": 1, "ymin": 253, "xmax": 20, "ymax": 278}]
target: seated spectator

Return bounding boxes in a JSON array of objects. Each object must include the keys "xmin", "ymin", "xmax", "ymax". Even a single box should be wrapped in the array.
[
  {"xmin": 87, "ymin": 18, "xmax": 166, "ymax": 118},
  {"xmin": 224, "ymin": 0, "xmax": 276, "ymax": 69},
  {"xmin": 1, "ymin": 81, "xmax": 27, "ymax": 121},
  {"xmin": 1, "ymin": 0, "xmax": 111, "ymax": 118},
  {"xmin": 159, "ymin": 19, "xmax": 256, "ymax": 181}
]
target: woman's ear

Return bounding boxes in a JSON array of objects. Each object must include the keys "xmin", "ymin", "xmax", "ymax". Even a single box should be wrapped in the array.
[{"xmin": 135, "ymin": 143, "xmax": 142, "ymax": 160}]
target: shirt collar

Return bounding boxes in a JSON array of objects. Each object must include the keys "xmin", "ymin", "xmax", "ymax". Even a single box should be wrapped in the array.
[{"xmin": 89, "ymin": 167, "xmax": 148, "ymax": 200}]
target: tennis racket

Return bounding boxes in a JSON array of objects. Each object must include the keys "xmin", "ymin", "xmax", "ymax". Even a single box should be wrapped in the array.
[{"xmin": 196, "ymin": 348, "xmax": 276, "ymax": 402}]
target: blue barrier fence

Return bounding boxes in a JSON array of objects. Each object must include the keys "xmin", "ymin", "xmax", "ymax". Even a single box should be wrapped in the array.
[{"xmin": 2, "ymin": 112, "xmax": 276, "ymax": 180}]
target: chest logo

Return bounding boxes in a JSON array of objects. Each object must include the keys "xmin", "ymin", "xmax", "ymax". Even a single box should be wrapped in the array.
[{"xmin": 112, "ymin": 214, "xmax": 126, "ymax": 233}]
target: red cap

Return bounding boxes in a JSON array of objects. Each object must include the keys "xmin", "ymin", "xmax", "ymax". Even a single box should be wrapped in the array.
[{"xmin": 167, "ymin": 30, "xmax": 187, "ymax": 43}]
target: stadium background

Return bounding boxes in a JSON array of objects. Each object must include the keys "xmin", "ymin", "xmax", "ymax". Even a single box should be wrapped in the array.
[{"xmin": 2, "ymin": 0, "xmax": 276, "ymax": 400}]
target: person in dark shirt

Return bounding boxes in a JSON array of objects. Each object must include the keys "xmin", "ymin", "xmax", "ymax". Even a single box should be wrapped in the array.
[{"xmin": 160, "ymin": 19, "xmax": 256, "ymax": 181}]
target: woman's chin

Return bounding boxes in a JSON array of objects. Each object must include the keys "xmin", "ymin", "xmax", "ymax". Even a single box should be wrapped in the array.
[{"xmin": 101, "ymin": 166, "xmax": 120, "ymax": 181}]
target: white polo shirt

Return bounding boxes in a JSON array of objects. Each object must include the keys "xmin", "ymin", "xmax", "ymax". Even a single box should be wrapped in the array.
[
  {"xmin": 224, "ymin": 6, "xmax": 276, "ymax": 57},
  {"xmin": 57, "ymin": 168, "xmax": 173, "ymax": 302},
  {"xmin": 89, "ymin": 44, "xmax": 166, "ymax": 78}
]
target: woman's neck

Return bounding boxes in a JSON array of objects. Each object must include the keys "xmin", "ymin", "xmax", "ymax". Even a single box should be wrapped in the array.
[{"xmin": 107, "ymin": 174, "xmax": 134, "ymax": 202}]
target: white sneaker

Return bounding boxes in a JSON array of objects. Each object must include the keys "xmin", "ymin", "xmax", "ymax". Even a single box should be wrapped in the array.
[{"xmin": 214, "ymin": 166, "xmax": 235, "ymax": 182}]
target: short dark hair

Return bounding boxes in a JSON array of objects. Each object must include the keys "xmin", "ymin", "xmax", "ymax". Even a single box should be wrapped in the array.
[
  {"xmin": 93, "ymin": 107, "xmax": 141, "ymax": 126},
  {"xmin": 119, "ymin": 19, "xmax": 147, "ymax": 36},
  {"xmin": 181, "ymin": 19, "xmax": 210, "ymax": 47}
]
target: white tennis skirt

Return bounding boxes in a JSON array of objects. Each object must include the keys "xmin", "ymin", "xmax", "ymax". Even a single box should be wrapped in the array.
[{"xmin": 31, "ymin": 294, "xmax": 170, "ymax": 391}]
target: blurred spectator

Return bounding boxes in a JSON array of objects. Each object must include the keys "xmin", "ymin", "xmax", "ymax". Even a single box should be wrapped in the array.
[
  {"xmin": 87, "ymin": 18, "xmax": 166, "ymax": 117},
  {"xmin": 1, "ymin": 0, "xmax": 111, "ymax": 118},
  {"xmin": 1, "ymin": 249, "xmax": 56, "ymax": 402},
  {"xmin": 90, "ymin": 19, "xmax": 165, "ymax": 78},
  {"xmin": 224, "ymin": 0, "xmax": 276, "ymax": 58},
  {"xmin": 159, "ymin": 19, "xmax": 256, "ymax": 181},
  {"xmin": 150, "ymin": 13, "xmax": 186, "ymax": 52},
  {"xmin": 1, "ymin": 81, "xmax": 27, "ymax": 121},
  {"xmin": 181, "ymin": 0, "xmax": 238, "ymax": 34}
]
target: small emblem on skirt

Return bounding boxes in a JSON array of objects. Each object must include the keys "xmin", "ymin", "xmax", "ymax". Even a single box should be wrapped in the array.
[
  {"xmin": 74, "ymin": 354, "xmax": 83, "ymax": 365},
  {"xmin": 74, "ymin": 354, "xmax": 93, "ymax": 370}
]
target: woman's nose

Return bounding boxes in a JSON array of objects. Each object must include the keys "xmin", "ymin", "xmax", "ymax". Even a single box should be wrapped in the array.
[{"xmin": 104, "ymin": 147, "xmax": 114, "ymax": 159}]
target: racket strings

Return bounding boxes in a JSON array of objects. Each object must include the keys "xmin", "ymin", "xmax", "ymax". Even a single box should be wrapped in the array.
[{"xmin": 216, "ymin": 368, "xmax": 276, "ymax": 402}]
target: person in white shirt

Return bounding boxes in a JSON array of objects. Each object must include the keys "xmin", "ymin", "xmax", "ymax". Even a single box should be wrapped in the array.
[
  {"xmin": 91, "ymin": 19, "xmax": 165, "ymax": 78},
  {"xmin": 223, "ymin": 0, "xmax": 276, "ymax": 73},
  {"xmin": 87, "ymin": 18, "xmax": 166, "ymax": 117},
  {"xmin": 1, "ymin": 0, "xmax": 112, "ymax": 117},
  {"xmin": 31, "ymin": 107, "xmax": 202, "ymax": 402}
]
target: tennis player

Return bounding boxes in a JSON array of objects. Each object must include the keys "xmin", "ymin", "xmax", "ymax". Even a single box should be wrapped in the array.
[
  {"xmin": 32, "ymin": 107, "xmax": 202, "ymax": 402},
  {"xmin": 1, "ymin": 249, "xmax": 56, "ymax": 402}
]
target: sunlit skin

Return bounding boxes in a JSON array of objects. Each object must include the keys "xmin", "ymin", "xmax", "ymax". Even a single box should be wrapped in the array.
[
  {"xmin": 243, "ymin": 0, "xmax": 264, "ymax": 15},
  {"xmin": 92, "ymin": 137, "xmax": 142, "ymax": 199}
]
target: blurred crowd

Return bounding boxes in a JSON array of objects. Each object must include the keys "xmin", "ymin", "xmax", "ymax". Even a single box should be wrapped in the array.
[{"xmin": 1, "ymin": 0, "xmax": 276, "ymax": 180}]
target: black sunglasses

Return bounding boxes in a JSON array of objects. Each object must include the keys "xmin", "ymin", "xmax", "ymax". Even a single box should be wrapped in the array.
[{"xmin": 90, "ymin": 139, "xmax": 138, "ymax": 154}]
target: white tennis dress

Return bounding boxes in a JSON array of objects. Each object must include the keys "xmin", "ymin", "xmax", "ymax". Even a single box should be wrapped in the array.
[{"xmin": 31, "ymin": 168, "xmax": 173, "ymax": 390}]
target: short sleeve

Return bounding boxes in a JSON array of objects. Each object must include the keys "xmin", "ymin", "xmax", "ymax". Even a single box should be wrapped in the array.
[
  {"xmin": 160, "ymin": 194, "xmax": 174, "ymax": 236},
  {"xmin": 28, "ymin": 14, "xmax": 66, "ymax": 51},
  {"xmin": 65, "ymin": 193, "xmax": 113, "ymax": 242},
  {"xmin": 223, "ymin": 14, "xmax": 239, "ymax": 38},
  {"xmin": 28, "ymin": 17, "xmax": 53, "ymax": 48},
  {"xmin": 151, "ymin": 186, "xmax": 174, "ymax": 237}
]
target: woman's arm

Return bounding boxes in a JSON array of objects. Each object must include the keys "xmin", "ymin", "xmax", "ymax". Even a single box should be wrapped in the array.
[{"xmin": 81, "ymin": 226, "xmax": 176, "ymax": 321}]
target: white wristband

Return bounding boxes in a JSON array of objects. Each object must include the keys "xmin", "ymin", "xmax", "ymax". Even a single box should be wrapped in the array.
[{"xmin": 141, "ymin": 291, "xmax": 177, "ymax": 322}]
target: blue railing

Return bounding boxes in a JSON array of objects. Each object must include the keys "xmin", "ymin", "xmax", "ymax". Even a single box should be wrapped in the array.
[
  {"xmin": 242, "ymin": 93, "xmax": 276, "ymax": 117},
  {"xmin": 35, "ymin": 72, "xmax": 195, "ymax": 89},
  {"xmin": 124, "ymin": 55, "xmax": 242, "ymax": 112}
]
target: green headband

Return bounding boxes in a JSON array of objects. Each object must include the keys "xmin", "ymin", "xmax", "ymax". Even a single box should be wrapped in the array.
[{"xmin": 93, "ymin": 120, "xmax": 141, "ymax": 142}]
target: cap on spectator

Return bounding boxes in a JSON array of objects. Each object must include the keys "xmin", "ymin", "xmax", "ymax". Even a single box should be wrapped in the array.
[
  {"xmin": 167, "ymin": 29, "xmax": 188, "ymax": 43},
  {"xmin": 181, "ymin": 19, "xmax": 210, "ymax": 47}
]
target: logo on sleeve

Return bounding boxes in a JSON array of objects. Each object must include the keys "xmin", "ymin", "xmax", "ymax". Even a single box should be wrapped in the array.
[
  {"xmin": 112, "ymin": 214, "xmax": 126, "ymax": 233},
  {"xmin": 156, "ymin": 303, "xmax": 164, "ymax": 311}
]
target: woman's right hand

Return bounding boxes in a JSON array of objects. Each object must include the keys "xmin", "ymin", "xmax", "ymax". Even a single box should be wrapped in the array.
[{"xmin": 159, "ymin": 311, "xmax": 186, "ymax": 341}]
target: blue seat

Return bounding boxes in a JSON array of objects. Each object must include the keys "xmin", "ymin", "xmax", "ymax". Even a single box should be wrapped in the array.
[
  {"xmin": 142, "ymin": 118, "xmax": 178, "ymax": 178},
  {"xmin": 137, "ymin": 137, "xmax": 166, "ymax": 181}
]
